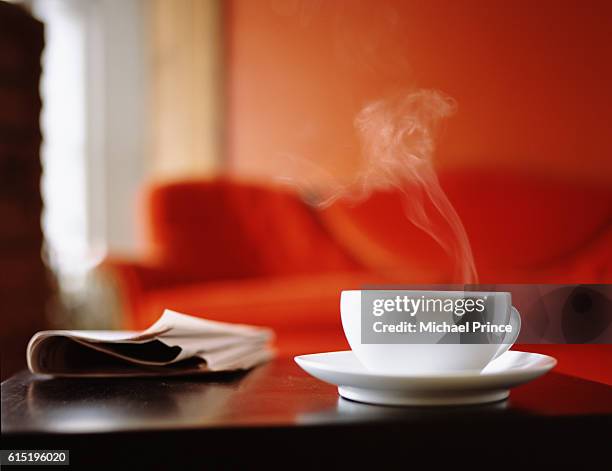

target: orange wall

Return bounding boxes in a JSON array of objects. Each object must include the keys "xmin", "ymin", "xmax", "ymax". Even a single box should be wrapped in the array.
[{"xmin": 224, "ymin": 0, "xmax": 612, "ymax": 184}]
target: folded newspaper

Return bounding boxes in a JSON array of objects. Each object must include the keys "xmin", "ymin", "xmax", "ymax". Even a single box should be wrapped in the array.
[{"xmin": 27, "ymin": 310, "xmax": 275, "ymax": 377}]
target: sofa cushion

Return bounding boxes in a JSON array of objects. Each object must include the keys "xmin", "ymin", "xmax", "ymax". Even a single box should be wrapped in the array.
[{"xmin": 140, "ymin": 271, "xmax": 394, "ymax": 331}]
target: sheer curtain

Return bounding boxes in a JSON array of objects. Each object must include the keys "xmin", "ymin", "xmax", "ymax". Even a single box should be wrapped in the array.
[{"xmin": 32, "ymin": 0, "xmax": 149, "ymax": 326}]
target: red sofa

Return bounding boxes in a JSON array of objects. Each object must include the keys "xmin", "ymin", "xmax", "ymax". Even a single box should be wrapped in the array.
[{"xmin": 101, "ymin": 170, "xmax": 612, "ymax": 384}]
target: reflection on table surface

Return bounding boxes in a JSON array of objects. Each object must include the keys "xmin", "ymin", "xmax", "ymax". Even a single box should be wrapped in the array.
[{"xmin": 2, "ymin": 358, "xmax": 611, "ymax": 435}]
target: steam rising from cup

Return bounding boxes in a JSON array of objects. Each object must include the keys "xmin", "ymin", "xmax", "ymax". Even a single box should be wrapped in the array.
[{"xmin": 280, "ymin": 89, "xmax": 478, "ymax": 283}]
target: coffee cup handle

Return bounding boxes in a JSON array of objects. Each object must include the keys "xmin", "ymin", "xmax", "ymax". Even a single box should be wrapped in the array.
[{"xmin": 491, "ymin": 306, "xmax": 521, "ymax": 361}]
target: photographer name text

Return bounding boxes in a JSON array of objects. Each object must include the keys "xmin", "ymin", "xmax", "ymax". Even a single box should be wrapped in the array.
[{"xmin": 372, "ymin": 320, "xmax": 513, "ymax": 334}]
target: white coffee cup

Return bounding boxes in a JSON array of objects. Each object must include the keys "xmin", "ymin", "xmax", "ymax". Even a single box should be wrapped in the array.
[{"xmin": 341, "ymin": 290, "xmax": 521, "ymax": 375}]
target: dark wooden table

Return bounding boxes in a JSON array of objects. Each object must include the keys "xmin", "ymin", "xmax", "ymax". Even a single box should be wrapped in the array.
[{"xmin": 2, "ymin": 357, "xmax": 612, "ymax": 467}]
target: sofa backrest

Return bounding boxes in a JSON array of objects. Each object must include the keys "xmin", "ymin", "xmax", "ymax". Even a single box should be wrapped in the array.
[
  {"xmin": 143, "ymin": 178, "xmax": 361, "ymax": 279},
  {"xmin": 318, "ymin": 170, "xmax": 612, "ymax": 282},
  {"xmin": 143, "ymin": 172, "xmax": 611, "ymax": 283}
]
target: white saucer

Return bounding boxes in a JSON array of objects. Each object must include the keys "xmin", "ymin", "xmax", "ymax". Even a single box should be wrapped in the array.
[{"xmin": 295, "ymin": 350, "xmax": 556, "ymax": 406}]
